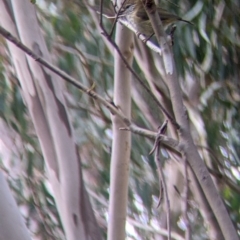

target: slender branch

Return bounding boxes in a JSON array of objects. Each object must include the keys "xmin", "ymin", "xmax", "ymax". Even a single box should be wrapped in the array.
[
  {"xmin": 142, "ymin": 0, "xmax": 239, "ymax": 239},
  {"xmin": 182, "ymin": 156, "xmax": 191, "ymax": 240},
  {"xmin": 207, "ymin": 167, "xmax": 240, "ymax": 194},
  {"xmin": 98, "ymin": 6, "xmax": 179, "ymax": 128},
  {"xmin": 54, "ymin": 42, "xmax": 113, "ymax": 65},
  {"xmin": 118, "ymin": 18, "xmax": 162, "ymax": 54},
  {"xmin": 150, "ymin": 121, "xmax": 171, "ymax": 240},
  {"xmin": 0, "ymin": 25, "xmax": 129, "ymax": 124},
  {"xmin": 108, "ymin": 0, "xmax": 128, "ymax": 37},
  {"xmin": 196, "ymin": 145, "xmax": 225, "ymax": 168},
  {"xmin": 128, "ymin": 218, "xmax": 183, "ymax": 240},
  {"xmin": 197, "ymin": 145, "xmax": 240, "ymax": 193},
  {"xmin": 155, "ymin": 145, "xmax": 171, "ymax": 240},
  {"xmin": 3, "ymin": 22, "xmax": 187, "ymax": 172},
  {"xmin": 0, "ymin": 25, "xmax": 182, "ymax": 159},
  {"xmin": 87, "ymin": 188, "xmax": 184, "ymax": 240}
]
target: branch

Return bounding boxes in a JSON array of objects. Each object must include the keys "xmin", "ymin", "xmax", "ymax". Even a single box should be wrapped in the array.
[
  {"xmin": 149, "ymin": 121, "xmax": 171, "ymax": 240},
  {"xmin": 182, "ymin": 156, "xmax": 191, "ymax": 240},
  {"xmin": 0, "ymin": 23, "xmax": 184, "ymax": 161},
  {"xmin": 120, "ymin": 125, "xmax": 181, "ymax": 156},
  {"xmin": 142, "ymin": 0, "xmax": 238, "ymax": 239},
  {"xmin": 97, "ymin": 5, "xmax": 179, "ymax": 128},
  {"xmin": 0, "ymin": 25, "xmax": 129, "ymax": 124},
  {"xmin": 118, "ymin": 18, "xmax": 162, "ymax": 54},
  {"xmin": 87, "ymin": 188, "xmax": 184, "ymax": 240}
]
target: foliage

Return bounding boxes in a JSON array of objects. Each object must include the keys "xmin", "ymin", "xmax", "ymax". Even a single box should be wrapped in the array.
[{"xmin": 0, "ymin": 0, "xmax": 239, "ymax": 239}]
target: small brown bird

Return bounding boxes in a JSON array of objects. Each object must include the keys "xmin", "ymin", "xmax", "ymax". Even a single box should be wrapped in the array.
[{"xmin": 120, "ymin": 1, "xmax": 192, "ymax": 37}]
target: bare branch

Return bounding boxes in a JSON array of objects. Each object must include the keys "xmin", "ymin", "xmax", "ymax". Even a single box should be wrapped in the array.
[
  {"xmin": 141, "ymin": 0, "xmax": 238, "ymax": 239},
  {"xmin": 0, "ymin": 25, "xmax": 130, "ymax": 125},
  {"xmin": 149, "ymin": 121, "xmax": 171, "ymax": 240},
  {"xmin": 182, "ymin": 156, "xmax": 191, "ymax": 240},
  {"xmin": 87, "ymin": 188, "xmax": 184, "ymax": 240},
  {"xmin": 0, "ymin": 24, "xmax": 184, "ymax": 159},
  {"xmin": 97, "ymin": 6, "xmax": 179, "ymax": 128},
  {"xmin": 119, "ymin": 18, "xmax": 162, "ymax": 54}
]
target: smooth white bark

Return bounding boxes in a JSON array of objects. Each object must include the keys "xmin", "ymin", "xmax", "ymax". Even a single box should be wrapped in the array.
[
  {"xmin": 0, "ymin": 172, "xmax": 31, "ymax": 240},
  {"xmin": 107, "ymin": 22, "xmax": 133, "ymax": 240},
  {"xmin": 0, "ymin": 0, "xmax": 101, "ymax": 239}
]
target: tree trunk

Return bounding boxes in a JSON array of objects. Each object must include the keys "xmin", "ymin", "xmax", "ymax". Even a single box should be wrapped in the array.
[{"xmin": 0, "ymin": 0, "xmax": 101, "ymax": 239}]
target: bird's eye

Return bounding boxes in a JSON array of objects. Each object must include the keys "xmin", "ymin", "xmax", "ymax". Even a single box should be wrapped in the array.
[{"xmin": 124, "ymin": 4, "xmax": 131, "ymax": 9}]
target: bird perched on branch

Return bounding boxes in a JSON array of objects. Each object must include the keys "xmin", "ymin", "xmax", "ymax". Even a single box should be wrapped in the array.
[{"xmin": 119, "ymin": 1, "xmax": 192, "ymax": 37}]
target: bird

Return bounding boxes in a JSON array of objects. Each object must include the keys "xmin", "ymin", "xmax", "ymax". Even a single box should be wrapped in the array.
[{"xmin": 119, "ymin": 1, "xmax": 192, "ymax": 37}]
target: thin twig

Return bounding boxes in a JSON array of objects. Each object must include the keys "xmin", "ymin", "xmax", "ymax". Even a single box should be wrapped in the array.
[
  {"xmin": 196, "ymin": 145, "xmax": 225, "ymax": 167},
  {"xmin": 98, "ymin": 1, "xmax": 179, "ymax": 129},
  {"xmin": 0, "ymin": 26, "xmax": 182, "ymax": 155},
  {"xmin": 141, "ymin": 1, "xmax": 239, "ymax": 239},
  {"xmin": 155, "ymin": 144, "xmax": 171, "ymax": 240},
  {"xmin": 121, "ymin": 124, "xmax": 182, "ymax": 157},
  {"xmin": 87, "ymin": 188, "xmax": 184, "ymax": 240},
  {"xmin": 149, "ymin": 120, "xmax": 168, "ymax": 155},
  {"xmin": 207, "ymin": 167, "xmax": 240, "ymax": 194},
  {"xmin": 108, "ymin": 0, "xmax": 128, "ymax": 37},
  {"xmin": 119, "ymin": 18, "xmax": 162, "ymax": 54},
  {"xmin": 150, "ymin": 121, "xmax": 171, "ymax": 240},
  {"xmin": 197, "ymin": 145, "xmax": 240, "ymax": 193},
  {"xmin": 182, "ymin": 155, "xmax": 191, "ymax": 240},
  {"xmin": 0, "ymin": 25, "xmax": 129, "ymax": 125}
]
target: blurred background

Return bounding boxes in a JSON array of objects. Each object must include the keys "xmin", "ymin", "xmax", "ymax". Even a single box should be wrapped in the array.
[{"xmin": 0, "ymin": 0, "xmax": 239, "ymax": 239}]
